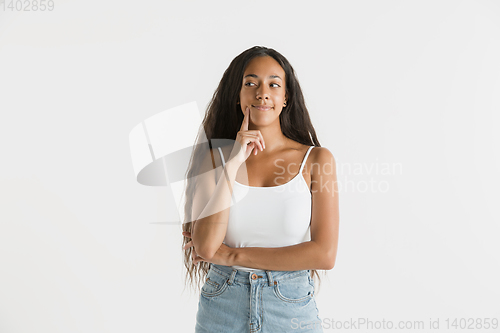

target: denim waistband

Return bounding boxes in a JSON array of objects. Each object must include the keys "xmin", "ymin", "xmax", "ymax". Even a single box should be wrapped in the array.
[{"xmin": 209, "ymin": 263, "xmax": 311, "ymax": 286}]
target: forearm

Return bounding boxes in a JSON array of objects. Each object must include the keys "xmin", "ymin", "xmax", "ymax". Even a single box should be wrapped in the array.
[
  {"xmin": 192, "ymin": 159, "xmax": 239, "ymax": 259},
  {"xmin": 232, "ymin": 241, "xmax": 331, "ymax": 271}
]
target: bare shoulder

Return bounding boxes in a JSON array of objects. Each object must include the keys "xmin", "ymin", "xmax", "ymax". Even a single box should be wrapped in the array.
[
  {"xmin": 209, "ymin": 144, "xmax": 235, "ymax": 177},
  {"xmin": 198, "ymin": 146, "xmax": 225, "ymax": 175},
  {"xmin": 310, "ymin": 146, "xmax": 335, "ymax": 160},
  {"xmin": 199, "ymin": 147, "xmax": 215, "ymax": 170},
  {"xmin": 310, "ymin": 146, "xmax": 336, "ymax": 176}
]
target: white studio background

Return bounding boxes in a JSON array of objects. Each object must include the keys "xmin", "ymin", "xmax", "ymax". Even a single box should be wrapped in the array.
[{"xmin": 1, "ymin": 1, "xmax": 499, "ymax": 332}]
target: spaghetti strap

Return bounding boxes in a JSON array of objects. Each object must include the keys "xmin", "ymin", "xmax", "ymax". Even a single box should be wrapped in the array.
[
  {"xmin": 217, "ymin": 147, "xmax": 226, "ymax": 167},
  {"xmin": 298, "ymin": 146, "xmax": 315, "ymax": 174},
  {"xmin": 214, "ymin": 147, "xmax": 226, "ymax": 183}
]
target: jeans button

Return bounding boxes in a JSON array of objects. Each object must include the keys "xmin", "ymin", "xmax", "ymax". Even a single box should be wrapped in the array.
[{"xmin": 251, "ymin": 273, "xmax": 257, "ymax": 280}]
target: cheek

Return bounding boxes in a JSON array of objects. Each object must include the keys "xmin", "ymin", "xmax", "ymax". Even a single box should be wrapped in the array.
[
  {"xmin": 239, "ymin": 90, "xmax": 246, "ymax": 100},
  {"xmin": 240, "ymin": 92, "xmax": 253, "ymax": 104},
  {"xmin": 275, "ymin": 94, "xmax": 286, "ymax": 103}
]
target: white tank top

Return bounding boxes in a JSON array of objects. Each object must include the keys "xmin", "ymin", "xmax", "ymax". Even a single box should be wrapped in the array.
[{"xmin": 217, "ymin": 145, "xmax": 315, "ymax": 272}]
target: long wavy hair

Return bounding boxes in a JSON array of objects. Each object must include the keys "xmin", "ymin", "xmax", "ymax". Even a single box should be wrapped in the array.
[{"xmin": 181, "ymin": 45, "xmax": 324, "ymax": 294}]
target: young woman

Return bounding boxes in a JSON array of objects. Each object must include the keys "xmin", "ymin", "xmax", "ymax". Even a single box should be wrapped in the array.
[{"xmin": 181, "ymin": 46, "xmax": 339, "ymax": 332}]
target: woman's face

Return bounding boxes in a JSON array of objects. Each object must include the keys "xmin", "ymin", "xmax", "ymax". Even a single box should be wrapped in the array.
[{"xmin": 239, "ymin": 56, "xmax": 287, "ymax": 125}]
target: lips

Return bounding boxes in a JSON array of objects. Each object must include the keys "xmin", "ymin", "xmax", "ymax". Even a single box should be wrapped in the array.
[{"xmin": 252, "ymin": 105, "xmax": 272, "ymax": 111}]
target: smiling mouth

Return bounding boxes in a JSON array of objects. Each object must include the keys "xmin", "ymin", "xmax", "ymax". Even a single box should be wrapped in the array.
[{"xmin": 252, "ymin": 105, "xmax": 273, "ymax": 111}]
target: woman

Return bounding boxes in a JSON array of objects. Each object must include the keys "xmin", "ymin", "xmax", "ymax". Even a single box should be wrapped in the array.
[{"xmin": 181, "ymin": 46, "xmax": 339, "ymax": 332}]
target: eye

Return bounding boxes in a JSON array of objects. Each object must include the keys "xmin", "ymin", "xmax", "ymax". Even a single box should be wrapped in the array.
[
  {"xmin": 270, "ymin": 83, "xmax": 280, "ymax": 88},
  {"xmin": 245, "ymin": 82, "xmax": 256, "ymax": 87}
]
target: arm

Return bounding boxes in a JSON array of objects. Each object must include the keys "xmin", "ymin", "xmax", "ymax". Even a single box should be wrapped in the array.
[
  {"xmin": 231, "ymin": 147, "xmax": 340, "ymax": 271},
  {"xmin": 191, "ymin": 149, "xmax": 240, "ymax": 260},
  {"xmin": 232, "ymin": 241, "xmax": 330, "ymax": 271}
]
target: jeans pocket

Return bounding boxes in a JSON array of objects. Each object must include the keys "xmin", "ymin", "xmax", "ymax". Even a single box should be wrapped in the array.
[
  {"xmin": 201, "ymin": 269, "xmax": 229, "ymax": 298},
  {"xmin": 273, "ymin": 274, "xmax": 314, "ymax": 304}
]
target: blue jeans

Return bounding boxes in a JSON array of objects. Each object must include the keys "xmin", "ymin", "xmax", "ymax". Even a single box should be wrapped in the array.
[{"xmin": 195, "ymin": 263, "xmax": 323, "ymax": 332}]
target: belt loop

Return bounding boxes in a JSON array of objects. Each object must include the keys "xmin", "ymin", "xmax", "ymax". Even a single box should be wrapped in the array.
[
  {"xmin": 265, "ymin": 270, "xmax": 274, "ymax": 287},
  {"xmin": 228, "ymin": 269, "xmax": 237, "ymax": 285}
]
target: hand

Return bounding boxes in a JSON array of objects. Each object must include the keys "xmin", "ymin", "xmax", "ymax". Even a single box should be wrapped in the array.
[
  {"xmin": 229, "ymin": 106, "xmax": 266, "ymax": 166},
  {"xmin": 182, "ymin": 231, "xmax": 235, "ymax": 266}
]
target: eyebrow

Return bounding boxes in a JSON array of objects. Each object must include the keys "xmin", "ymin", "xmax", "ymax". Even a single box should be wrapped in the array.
[{"xmin": 243, "ymin": 74, "xmax": 283, "ymax": 80}]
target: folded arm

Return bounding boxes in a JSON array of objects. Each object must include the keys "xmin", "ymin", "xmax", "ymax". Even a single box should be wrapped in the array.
[
  {"xmin": 232, "ymin": 241, "xmax": 333, "ymax": 271},
  {"xmin": 205, "ymin": 147, "xmax": 340, "ymax": 271}
]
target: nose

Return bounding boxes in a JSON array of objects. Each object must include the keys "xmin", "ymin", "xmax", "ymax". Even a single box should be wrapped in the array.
[{"xmin": 256, "ymin": 85, "xmax": 270, "ymax": 100}]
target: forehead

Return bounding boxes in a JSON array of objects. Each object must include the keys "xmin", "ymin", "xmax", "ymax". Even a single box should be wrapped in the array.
[{"xmin": 243, "ymin": 56, "xmax": 285, "ymax": 78}]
